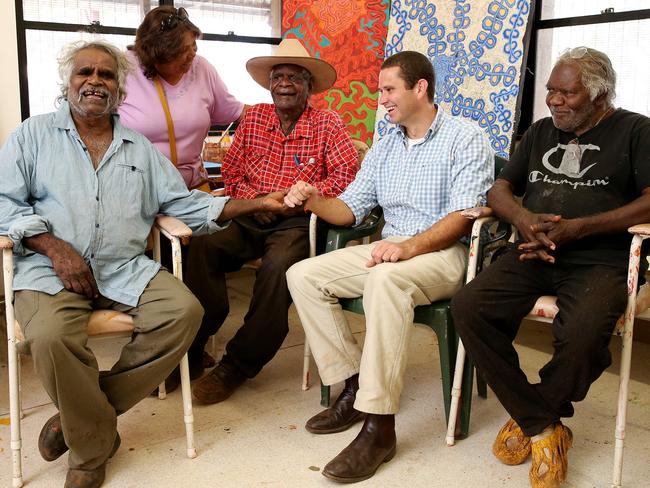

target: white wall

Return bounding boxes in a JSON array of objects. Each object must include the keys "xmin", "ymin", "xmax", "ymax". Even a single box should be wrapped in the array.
[{"xmin": 0, "ymin": 1, "xmax": 21, "ymax": 146}]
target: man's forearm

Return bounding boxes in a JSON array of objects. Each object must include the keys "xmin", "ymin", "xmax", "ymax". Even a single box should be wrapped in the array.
[
  {"xmin": 306, "ymin": 195, "xmax": 356, "ymax": 226},
  {"xmin": 217, "ymin": 197, "xmax": 270, "ymax": 223},
  {"xmin": 487, "ymin": 179, "xmax": 527, "ymax": 225},
  {"xmin": 570, "ymin": 189, "xmax": 650, "ymax": 239},
  {"xmin": 404, "ymin": 211, "xmax": 472, "ymax": 256},
  {"xmin": 23, "ymin": 232, "xmax": 63, "ymax": 258}
]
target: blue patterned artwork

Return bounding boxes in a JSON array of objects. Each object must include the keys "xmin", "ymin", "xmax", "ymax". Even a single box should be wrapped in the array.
[{"xmin": 377, "ymin": 0, "xmax": 533, "ymax": 157}]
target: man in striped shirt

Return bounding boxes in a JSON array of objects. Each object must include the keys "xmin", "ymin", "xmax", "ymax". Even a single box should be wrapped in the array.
[{"xmin": 285, "ymin": 51, "xmax": 493, "ymax": 483}]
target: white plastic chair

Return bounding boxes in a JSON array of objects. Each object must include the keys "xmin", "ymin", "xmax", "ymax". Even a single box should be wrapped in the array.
[
  {"xmin": 3, "ymin": 215, "xmax": 197, "ymax": 488},
  {"xmin": 444, "ymin": 211, "xmax": 650, "ymax": 488}
]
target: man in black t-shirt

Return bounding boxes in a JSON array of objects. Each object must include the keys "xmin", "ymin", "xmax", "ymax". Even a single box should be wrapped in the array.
[{"xmin": 452, "ymin": 47, "xmax": 650, "ymax": 488}]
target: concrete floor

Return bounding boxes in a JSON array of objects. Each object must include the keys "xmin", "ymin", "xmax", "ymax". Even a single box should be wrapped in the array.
[{"xmin": 1, "ymin": 268, "xmax": 649, "ymax": 487}]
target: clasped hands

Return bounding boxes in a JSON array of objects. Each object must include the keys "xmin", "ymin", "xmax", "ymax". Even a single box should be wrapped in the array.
[
  {"xmin": 285, "ymin": 181, "xmax": 415, "ymax": 267},
  {"xmin": 515, "ymin": 210, "xmax": 581, "ymax": 264},
  {"xmin": 252, "ymin": 189, "xmax": 304, "ymax": 225}
]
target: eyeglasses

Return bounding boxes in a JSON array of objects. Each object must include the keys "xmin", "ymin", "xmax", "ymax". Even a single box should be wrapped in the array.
[
  {"xmin": 567, "ymin": 46, "xmax": 588, "ymax": 59},
  {"xmin": 161, "ymin": 7, "xmax": 189, "ymax": 32}
]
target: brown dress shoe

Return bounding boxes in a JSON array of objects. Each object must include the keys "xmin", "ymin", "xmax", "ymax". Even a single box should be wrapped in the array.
[
  {"xmin": 322, "ymin": 413, "xmax": 396, "ymax": 483},
  {"xmin": 63, "ymin": 433, "xmax": 120, "ymax": 488},
  {"xmin": 306, "ymin": 376, "xmax": 365, "ymax": 434},
  {"xmin": 193, "ymin": 363, "xmax": 245, "ymax": 405},
  {"xmin": 64, "ymin": 464, "xmax": 107, "ymax": 488},
  {"xmin": 38, "ymin": 413, "xmax": 68, "ymax": 462}
]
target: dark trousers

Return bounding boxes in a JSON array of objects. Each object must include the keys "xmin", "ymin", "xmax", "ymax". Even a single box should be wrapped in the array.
[
  {"xmin": 185, "ymin": 216, "xmax": 310, "ymax": 378},
  {"xmin": 451, "ymin": 248, "xmax": 627, "ymax": 437}
]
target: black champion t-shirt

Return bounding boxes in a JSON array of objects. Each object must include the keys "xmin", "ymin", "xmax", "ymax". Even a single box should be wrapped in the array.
[{"xmin": 500, "ymin": 108, "xmax": 650, "ymax": 267}]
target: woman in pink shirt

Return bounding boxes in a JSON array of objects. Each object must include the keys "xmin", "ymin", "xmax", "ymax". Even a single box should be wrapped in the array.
[{"xmin": 119, "ymin": 6, "xmax": 247, "ymax": 190}]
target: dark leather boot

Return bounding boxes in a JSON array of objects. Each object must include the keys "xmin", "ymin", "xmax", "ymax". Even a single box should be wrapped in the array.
[
  {"xmin": 305, "ymin": 374, "xmax": 365, "ymax": 434},
  {"xmin": 38, "ymin": 413, "xmax": 68, "ymax": 461},
  {"xmin": 322, "ymin": 413, "xmax": 397, "ymax": 483},
  {"xmin": 192, "ymin": 362, "xmax": 246, "ymax": 404}
]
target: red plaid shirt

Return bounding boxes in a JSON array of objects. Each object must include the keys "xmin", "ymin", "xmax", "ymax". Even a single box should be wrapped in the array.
[{"xmin": 222, "ymin": 104, "xmax": 358, "ymax": 199}]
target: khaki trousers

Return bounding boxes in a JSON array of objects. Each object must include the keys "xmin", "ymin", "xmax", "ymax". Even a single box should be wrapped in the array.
[
  {"xmin": 15, "ymin": 270, "xmax": 203, "ymax": 470},
  {"xmin": 287, "ymin": 238, "xmax": 467, "ymax": 414}
]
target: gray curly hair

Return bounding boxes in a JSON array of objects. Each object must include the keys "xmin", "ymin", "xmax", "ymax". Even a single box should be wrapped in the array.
[
  {"xmin": 57, "ymin": 40, "xmax": 132, "ymax": 107},
  {"xmin": 556, "ymin": 46, "xmax": 617, "ymax": 105}
]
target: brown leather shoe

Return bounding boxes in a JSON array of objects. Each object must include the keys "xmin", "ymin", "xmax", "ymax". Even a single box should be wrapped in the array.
[
  {"xmin": 192, "ymin": 363, "xmax": 245, "ymax": 405},
  {"xmin": 38, "ymin": 413, "xmax": 68, "ymax": 462},
  {"xmin": 64, "ymin": 464, "xmax": 107, "ymax": 488},
  {"xmin": 322, "ymin": 413, "xmax": 397, "ymax": 483},
  {"xmin": 306, "ymin": 377, "xmax": 365, "ymax": 434},
  {"xmin": 63, "ymin": 433, "xmax": 120, "ymax": 488}
]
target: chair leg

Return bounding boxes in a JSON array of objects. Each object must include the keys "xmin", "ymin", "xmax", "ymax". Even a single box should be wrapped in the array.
[
  {"xmin": 476, "ymin": 370, "xmax": 488, "ymax": 399},
  {"xmin": 320, "ymin": 383, "xmax": 331, "ymax": 408},
  {"xmin": 17, "ymin": 353, "xmax": 24, "ymax": 420},
  {"xmin": 302, "ymin": 341, "xmax": 311, "ymax": 391},
  {"xmin": 446, "ymin": 340, "xmax": 466, "ymax": 446},
  {"xmin": 435, "ymin": 322, "xmax": 455, "ymax": 428},
  {"xmin": 8, "ymin": 346, "xmax": 24, "ymax": 487},
  {"xmin": 158, "ymin": 380, "xmax": 167, "ymax": 399},
  {"xmin": 613, "ymin": 328, "xmax": 634, "ymax": 486},
  {"xmin": 179, "ymin": 353, "xmax": 197, "ymax": 459}
]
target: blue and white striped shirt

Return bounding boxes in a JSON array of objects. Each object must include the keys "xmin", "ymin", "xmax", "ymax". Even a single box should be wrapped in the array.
[
  {"xmin": 0, "ymin": 102, "xmax": 229, "ymax": 306},
  {"xmin": 340, "ymin": 106, "xmax": 493, "ymax": 238}
]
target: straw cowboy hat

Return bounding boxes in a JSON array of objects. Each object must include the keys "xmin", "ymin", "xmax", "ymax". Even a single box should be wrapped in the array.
[{"xmin": 246, "ymin": 38, "xmax": 336, "ymax": 93}]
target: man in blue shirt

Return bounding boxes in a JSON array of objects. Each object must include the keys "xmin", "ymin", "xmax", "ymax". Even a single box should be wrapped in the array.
[
  {"xmin": 284, "ymin": 51, "xmax": 493, "ymax": 483},
  {"xmin": 0, "ymin": 40, "xmax": 283, "ymax": 488}
]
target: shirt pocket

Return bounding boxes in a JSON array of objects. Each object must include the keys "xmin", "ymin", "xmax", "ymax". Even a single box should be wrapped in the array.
[
  {"xmin": 113, "ymin": 162, "xmax": 156, "ymax": 218},
  {"xmin": 291, "ymin": 150, "xmax": 325, "ymax": 184}
]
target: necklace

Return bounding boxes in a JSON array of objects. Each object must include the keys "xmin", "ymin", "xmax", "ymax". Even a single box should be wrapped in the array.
[{"xmin": 592, "ymin": 106, "xmax": 614, "ymax": 129}]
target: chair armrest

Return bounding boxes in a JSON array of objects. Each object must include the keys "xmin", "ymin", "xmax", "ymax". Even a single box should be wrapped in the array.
[
  {"xmin": 325, "ymin": 207, "xmax": 383, "ymax": 252},
  {"xmin": 154, "ymin": 215, "xmax": 192, "ymax": 246},
  {"xmin": 628, "ymin": 223, "xmax": 650, "ymax": 236},
  {"xmin": 0, "ymin": 236, "xmax": 13, "ymax": 249},
  {"xmin": 461, "ymin": 206, "xmax": 494, "ymax": 220}
]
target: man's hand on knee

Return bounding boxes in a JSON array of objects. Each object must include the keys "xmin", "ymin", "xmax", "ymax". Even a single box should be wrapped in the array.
[{"xmin": 24, "ymin": 233, "xmax": 99, "ymax": 298}]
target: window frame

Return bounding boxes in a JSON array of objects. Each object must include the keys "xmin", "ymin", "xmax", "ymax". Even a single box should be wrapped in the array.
[
  {"xmin": 517, "ymin": 1, "xmax": 650, "ymax": 142},
  {"xmin": 14, "ymin": 0, "xmax": 282, "ymax": 120}
]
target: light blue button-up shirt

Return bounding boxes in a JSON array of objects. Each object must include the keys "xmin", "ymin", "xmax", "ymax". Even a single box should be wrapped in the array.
[
  {"xmin": 340, "ymin": 106, "xmax": 494, "ymax": 238},
  {"xmin": 0, "ymin": 102, "xmax": 229, "ymax": 306}
]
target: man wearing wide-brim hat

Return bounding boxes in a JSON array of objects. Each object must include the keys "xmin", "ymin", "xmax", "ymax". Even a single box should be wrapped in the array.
[{"xmin": 186, "ymin": 38, "xmax": 359, "ymax": 405}]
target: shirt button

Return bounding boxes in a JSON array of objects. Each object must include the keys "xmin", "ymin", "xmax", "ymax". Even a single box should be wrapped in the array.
[
  {"xmin": 91, "ymin": 253, "xmax": 94, "ymax": 258},
  {"xmin": 96, "ymin": 196, "xmax": 99, "ymax": 201},
  {"xmin": 95, "ymin": 224, "xmax": 99, "ymax": 228}
]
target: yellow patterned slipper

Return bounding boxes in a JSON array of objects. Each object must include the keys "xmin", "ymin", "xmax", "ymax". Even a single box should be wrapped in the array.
[
  {"xmin": 492, "ymin": 418, "xmax": 531, "ymax": 465},
  {"xmin": 529, "ymin": 423, "xmax": 573, "ymax": 488}
]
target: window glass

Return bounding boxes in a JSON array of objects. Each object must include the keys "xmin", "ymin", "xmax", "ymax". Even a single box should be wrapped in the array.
[
  {"xmin": 197, "ymin": 40, "xmax": 273, "ymax": 105},
  {"xmin": 175, "ymin": 0, "xmax": 280, "ymax": 37},
  {"xmin": 22, "ymin": 0, "xmax": 155, "ymax": 28},
  {"xmin": 533, "ymin": 19, "xmax": 650, "ymax": 122},
  {"xmin": 25, "ymin": 30, "xmax": 134, "ymax": 116},
  {"xmin": 540, "ymin": 0, "xmax": 649, "ymax": 20}
]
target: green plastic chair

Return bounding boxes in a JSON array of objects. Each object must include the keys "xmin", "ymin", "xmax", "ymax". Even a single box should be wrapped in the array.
[{"xmin": 316, "ymin": 207, "xmax": 487, "ymax": 439}]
